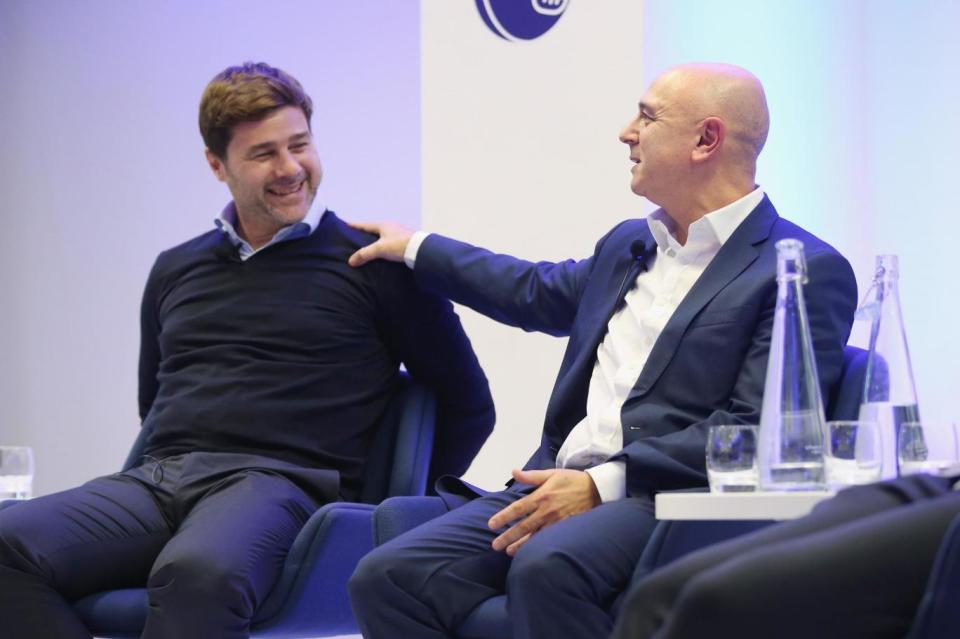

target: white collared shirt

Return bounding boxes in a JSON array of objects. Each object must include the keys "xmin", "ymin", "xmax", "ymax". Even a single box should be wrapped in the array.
[
  {"xmin": 215, "ymin": 197, "xmax": 326, "ymax": 260},
  {"xmin": 405, "ymin": 187, "xmax": 764, "ymax": 502}
]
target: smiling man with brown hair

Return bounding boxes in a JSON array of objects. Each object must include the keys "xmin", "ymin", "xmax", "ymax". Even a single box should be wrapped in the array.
[{"xmin": 0, "ymin": 61, "xmax": 495, "ymax": 639}]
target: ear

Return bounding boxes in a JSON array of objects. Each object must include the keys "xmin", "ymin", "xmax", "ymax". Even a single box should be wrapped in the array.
[
  {"xmin": 692, "ymin": 117, "xmax": 725, "ymax": 163},
  {"xmin": 205, "ymin": 149, "xmax": 228, "ymax": 182}
]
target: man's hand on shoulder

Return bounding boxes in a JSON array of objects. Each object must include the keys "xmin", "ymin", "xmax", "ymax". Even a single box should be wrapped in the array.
[
  {"xmin": 488, "ymin": 468, "xmax": 601, "ymax": 556},
  {"xmin": 347, "ymin": 220, "xmax": 415, "ymax": 267}
]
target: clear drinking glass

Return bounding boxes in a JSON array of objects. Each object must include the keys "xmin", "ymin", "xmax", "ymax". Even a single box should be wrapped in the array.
[
  {"xmin": 707, "ymin": 425, "xmax": 759, "ymax": 493},
  {"xmin": 0, "ymin": 446, "xmax": 35, "ymax": 500},
  {"xmin": 823, "ymin": 421, "xmax": 882, "ymax": 489},
  {"xmin": 898, "ymin": 422, "xmax": 959, "ymax": 476}
]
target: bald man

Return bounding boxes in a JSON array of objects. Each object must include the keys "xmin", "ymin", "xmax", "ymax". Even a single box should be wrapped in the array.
[{"xmin": 347, "ymin": 64, "xmax": 857, "ymax": 639}]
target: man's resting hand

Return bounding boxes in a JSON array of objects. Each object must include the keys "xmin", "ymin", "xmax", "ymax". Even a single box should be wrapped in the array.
[
  {"xmin": 488, "ymin": 468, "xmax": 602, "ymax": 556},
  {"xmin": 348, "ymin": 220, "xmax": 415, "ymax": 267}
]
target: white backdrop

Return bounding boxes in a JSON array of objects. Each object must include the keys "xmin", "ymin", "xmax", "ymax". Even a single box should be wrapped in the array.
[{"xmin": 422, "ymin": 1, "xmax": 644, "ymax": 489}]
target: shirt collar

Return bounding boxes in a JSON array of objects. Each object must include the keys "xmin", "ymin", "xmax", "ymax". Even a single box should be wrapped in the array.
[
  {"xmin": 647, "ymin": 187, "xmax": 765, "ymax": 256},
  {"xmin": 215, "ymin": 197, "xmax": 326, "ymax": 259}
]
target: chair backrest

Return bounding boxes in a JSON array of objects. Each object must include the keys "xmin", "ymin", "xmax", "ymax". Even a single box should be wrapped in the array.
[
  {"xmin": 359, "ymin": 374, "xmax": 436, "ymax": 504},
  {"xmin": 825, "ymin": 345, "xmax": 869, "ymax": 421},
  {"xmin": 123, "ymin": 372, "xmax": 437, "ymax": 504}
]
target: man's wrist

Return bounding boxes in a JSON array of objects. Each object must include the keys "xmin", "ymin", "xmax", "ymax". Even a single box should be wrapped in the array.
[
  {"xmin": 403, "ymin": 231, "xmax": 431, "ymax": 269},
  {"xmin": 584, "ymin": 461, "xmax": 626, "ymax": 503}
]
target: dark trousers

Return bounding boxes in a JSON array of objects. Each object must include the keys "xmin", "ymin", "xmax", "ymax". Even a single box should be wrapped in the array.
[
  {"xmin": 0, "ymin": 452, "xmax": 324, "ymax": 639},
  {"xmin": 612, "ymin": 475, "xmax": 960, "ymax": 639},
  {"xmin": 349, "ymin": 483, "xmax": 658, "ymax": 639}
]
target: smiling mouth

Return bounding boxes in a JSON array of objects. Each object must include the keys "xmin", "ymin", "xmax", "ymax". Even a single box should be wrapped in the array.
[{"xmin": 267, "ymin": 180, "xmax": 305, "ymax": 197}]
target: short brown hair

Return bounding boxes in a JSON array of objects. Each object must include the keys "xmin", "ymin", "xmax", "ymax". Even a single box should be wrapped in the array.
[{"xmin": 199, "ymin": 61, "xmax": 313, "ymax": 159}]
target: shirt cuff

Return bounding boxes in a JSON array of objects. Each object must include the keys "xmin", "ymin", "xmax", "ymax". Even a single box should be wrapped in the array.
[
  {"xmin": 585, "ymin": 461, "xmax": 626, "ymax": 503},
  {"xmin": 403, "ymin": 231, "xmax": 431, "ymax": 269}
]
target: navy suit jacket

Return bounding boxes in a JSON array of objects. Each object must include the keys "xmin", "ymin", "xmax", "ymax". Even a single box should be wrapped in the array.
[{"xmin": 415, "ymin": 196, "xmax": 857, "ymax": 497}]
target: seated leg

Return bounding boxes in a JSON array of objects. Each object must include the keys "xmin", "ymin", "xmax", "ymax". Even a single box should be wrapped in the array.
[
  {"xmin": 0, "ymin": 473, "xmax": 171, "ymax": 639},
  {"xmin": 506, "ymin": 496, "xmax": 657, "ymax": 639},
  {"xmin": 141, "ymin": 470, "xmax": 316, "ymax": 639},
  {"xmin": 349, "ymin": 488, "xmax": 525, "ymax": 639},
  {"xmin": 615, "ymin": 477, "xmax": 960, "ymax": 639}
]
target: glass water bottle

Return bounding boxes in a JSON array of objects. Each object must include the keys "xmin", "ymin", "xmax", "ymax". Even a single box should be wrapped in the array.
[
  {"xmin": 856, "ymin": 255, "xmax": 920, "ymax": 478},
  {"xmin": 758, "ymin": 239, "xmax": 827, "ymax": 491}
]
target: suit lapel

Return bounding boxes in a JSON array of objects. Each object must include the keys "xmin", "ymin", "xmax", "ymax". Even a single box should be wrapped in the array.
[
  {"xmin": 554, "ymin": 225, "xmax": 657, "ymax": 423},
  {"xmin": 578, "ymin": 226, "xmax": 657, "ymax": 369},
  {"xmin": 627, "ymin": 197, "xmax": 779, "ymax": 399}
]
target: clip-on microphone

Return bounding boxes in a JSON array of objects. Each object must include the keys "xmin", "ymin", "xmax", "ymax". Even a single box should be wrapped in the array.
[{"xmin": 615, "ymin": 240, "xmax": 649, "ymax": 301}]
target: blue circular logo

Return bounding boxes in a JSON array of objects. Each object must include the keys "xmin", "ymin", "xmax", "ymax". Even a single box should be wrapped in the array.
[{"xmin": 476, "ymin": 0, "xmax": 570, "ymax": 42}]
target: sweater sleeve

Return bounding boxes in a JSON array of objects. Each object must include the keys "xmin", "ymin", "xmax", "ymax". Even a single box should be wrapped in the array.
[
  {"xmin": 138, "ymin": 256, "xmax": 164, "ymax": 423},
  {"xmin": 374, "ymin": 262, "xmax": 496, "ymax": 486}
]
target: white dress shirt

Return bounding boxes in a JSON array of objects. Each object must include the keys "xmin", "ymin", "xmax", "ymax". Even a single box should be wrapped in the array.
[{"xmin": 405, "ymin": 187, "xmax": 764, "ymax": 502}]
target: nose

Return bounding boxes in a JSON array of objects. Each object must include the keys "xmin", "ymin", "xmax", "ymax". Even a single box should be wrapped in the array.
[
  {"xmin": 274, "ymin": 149, "xmax": 301, "ymax": 178},
  {"xmin": 618, "ymin": 119, "xmax": 637, "ymax": 145}
]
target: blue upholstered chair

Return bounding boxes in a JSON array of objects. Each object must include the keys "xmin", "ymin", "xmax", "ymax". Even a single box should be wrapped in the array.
[
  {"xmin": 0, "ymin": 375, "xmax": 437, "ymax": 638},
  {"xmin": 371, "ymin": 345, "xmax": 960, "ymax": 639}
]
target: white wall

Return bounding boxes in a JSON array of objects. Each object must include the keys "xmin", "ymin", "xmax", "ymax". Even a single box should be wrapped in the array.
[
  {"xmin": 0, "ymin": 0, "xmax": 422, "ymax": 496},
  {"xmin": 421, "ymin": 1, "xmax": 644, "ymax": 488}
]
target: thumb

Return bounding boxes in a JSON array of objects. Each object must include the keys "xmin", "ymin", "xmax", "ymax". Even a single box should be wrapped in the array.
[{"xmin": 512, "ymin": 468, "xmax": 555, "ymax": 486}]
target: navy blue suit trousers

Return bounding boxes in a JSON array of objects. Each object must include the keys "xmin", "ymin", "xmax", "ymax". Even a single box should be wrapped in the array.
[
  {"xmin": 0, "ymin": 452, "xmax": 324, "ymax": 639},
  {"xmin": 350, "ymin": 483, "xmax": 658, "ymax": 639}
]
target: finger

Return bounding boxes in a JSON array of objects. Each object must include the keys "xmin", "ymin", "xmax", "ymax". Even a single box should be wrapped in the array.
[
  {"xmin": 505, "ymin": 532, "xmax": 533, "ymax": 557},
  {"xmin": 491, "ymin": 513, "xmax": 541, "ymax": 552},
  {"xmin": 347, "ymin": 220, "xmax": 383, "ymax": 234},
  {"xmin": 511, "ymin": 468, "xmax": 555, "ymax": 486},
  {"xmin": 488, "ymin": 495, "xmax": 537, "ymax": 530},
  {"xmin": 348, "ymin": 243, "xmax": 379, "ymax": 267}
]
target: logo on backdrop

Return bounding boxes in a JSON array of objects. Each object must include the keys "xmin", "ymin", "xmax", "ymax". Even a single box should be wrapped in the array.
[{"xmin": 476, "ymin": 0, "xmax": 570, "ymax": 42}]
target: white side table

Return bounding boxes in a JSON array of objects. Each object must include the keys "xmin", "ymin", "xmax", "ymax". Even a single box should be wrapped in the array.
[{"xmin": 655, "ymin": 491, "xmax": 836, "ymax": 521}]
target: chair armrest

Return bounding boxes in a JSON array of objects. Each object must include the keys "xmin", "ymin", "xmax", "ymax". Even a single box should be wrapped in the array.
[
  {"xmin": 250, "ymin": 502, "xmax": 375, "ymax": 638},
  {"xmin": 907, "ymin": 513, "xmax": 960, "ymax": 639},
  {"xmin": 373, "ymin": 496, "xmax": 447, "ymax": 546}
]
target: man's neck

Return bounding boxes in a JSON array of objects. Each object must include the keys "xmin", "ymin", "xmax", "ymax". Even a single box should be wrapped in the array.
[
  {"xmin": 235, "ymin": 212, "xmax": 283, "ymax": 250},
  {"xmin": 661, "ymin": 179, "xmax": 755, "ymax": 245}
]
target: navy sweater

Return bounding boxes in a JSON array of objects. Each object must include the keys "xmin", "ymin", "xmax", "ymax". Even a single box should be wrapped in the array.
[{"xmin": 138, "ymin": 211, "xmax": 494, "ymax": 500}]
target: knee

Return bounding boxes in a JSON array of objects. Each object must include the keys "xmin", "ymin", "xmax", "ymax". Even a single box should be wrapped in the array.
[
  {"xmin": 508, "ymin": 541, "xmax": 579, "ymax": 595},
  {"xmin": 148, "ymin": 552, "xmax": 255, "ymax": 618},
  {"xmin": 349, "ymin": 546, "xmax": 388, "ymax": 601},
  {"xmin": 349, "ymin": 544, "xmax": 415, "ymax": 607}
]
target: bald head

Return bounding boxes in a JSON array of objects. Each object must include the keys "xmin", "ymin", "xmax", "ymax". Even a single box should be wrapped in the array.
[{"xmin": 656, "ymin": 63, "xmax": 770, "ymax": 163}]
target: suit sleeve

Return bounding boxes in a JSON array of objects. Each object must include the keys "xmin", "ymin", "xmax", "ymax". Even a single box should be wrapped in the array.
[
  {"xmin": 138, "ymin": 257, "xmax": 164, "ymax": 423},
  {"xmin": 374, "ymin": 262, "xmax": 496, "ymax": 485},
  {"xmin": 613, "ymin": 249, "xmax": 858, "ymax": 495},
  {"xmin": 412, "ymin": 234, "xmax": 597, "ymax": 337}
]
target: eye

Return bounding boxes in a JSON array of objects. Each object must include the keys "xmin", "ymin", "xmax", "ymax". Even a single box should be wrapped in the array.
[{"xmin": 290, "ymin": 142, "xmax": 310, "ymax": 152}]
